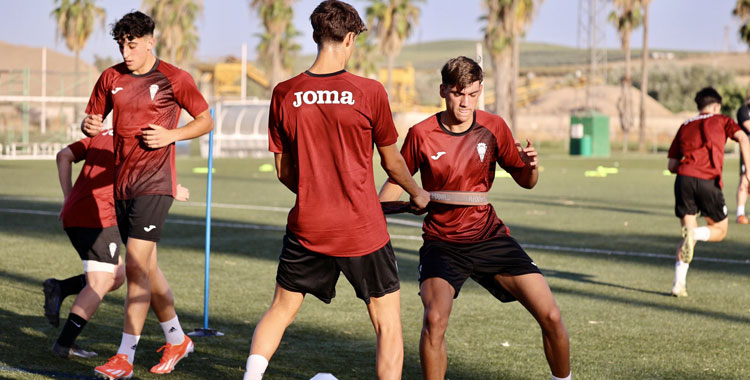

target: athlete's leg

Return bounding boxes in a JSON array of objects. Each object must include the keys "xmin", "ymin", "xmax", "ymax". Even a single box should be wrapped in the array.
[
  {"xmin": 249, "ymin": 284, "xmax": 305, "ymax": 360},
  {"xmin": 703, "ymin": 216, "xmax": 728, "ymax": 241},
  {"xmin": 123, "ymin": 237, "xmax": 157, "ymax": 336},
  {"xmin": 736, "ymin": 175, "xmax": 748, "ymax": 219},
  {"xmin": 419, "ymin": 277, "xmax": 455, "ymax": 380},
  {"xmin": 366, "ymin": 290, "xmax": 403, "ymax": 380},
  {"xmin": 495, "ymin": 273, "xmax": 570, "ymax": 378},
  {"xmin": 147, "ymin": 245, "xmax": 176, "ymax": 322}
]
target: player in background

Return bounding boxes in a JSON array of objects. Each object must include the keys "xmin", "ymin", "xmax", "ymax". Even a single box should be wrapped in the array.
[
  {"xmin": 379, "ymin": 56, "xmax": 570, "ymax": 380},
  {"xmin": 80, "ymin": 11, "xmax": 213, "ymax": 379},
  {"xmin": 734, "ymin": 88, "xmax": 750, "ymax": 224},
  {"xmin": 242, "ymin": 1, "xmax": 429, "ymax": 379},
  {"xmin": 46, "ymin": 129, "xmax": 189, "ymax": 361},
  {"xmin": 667, "ymin": 87, "xmax": 750, "ymax": 297}
]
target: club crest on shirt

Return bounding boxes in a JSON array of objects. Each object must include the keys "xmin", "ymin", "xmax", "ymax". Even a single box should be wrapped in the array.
[
  {"xmin": 149, "ymin": 84, "xmax": 159, "ymax": 101},
  {"xmin": 477, "ymin": 142, "xmax": 487, "ymax": 162}
]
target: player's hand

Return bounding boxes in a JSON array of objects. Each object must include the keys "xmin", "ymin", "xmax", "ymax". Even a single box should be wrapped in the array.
[
  {"xmin": 515, "ymin": 138, "xmax": 538, "ymax": 169},
  {"xmin": 175, "ymin": 184, "xmax": 190, "ymax": 201},
  {"xmin": 409, "ymin": 188, "xmax": 430, "ymax": 214},
  {"xmin": 81, "ymin": 114, "xmax": 103, "ymax": 137},
  {"xmin": 142, "ymin": 124, "xmax": 174, "ymax": 149}
]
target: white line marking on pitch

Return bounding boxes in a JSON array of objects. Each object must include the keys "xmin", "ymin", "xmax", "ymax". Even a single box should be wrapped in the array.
[{"xmin": 2, "ymin": 206, "xmax": 749, "ymax": 265}]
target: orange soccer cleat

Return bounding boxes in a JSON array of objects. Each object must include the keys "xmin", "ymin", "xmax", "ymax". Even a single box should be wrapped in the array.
[
  {"xmin": 150, "ymin": 335, "xmax": 194, "ymax": 374},
  {"xmin": 737, "ymin": 215, "xmax": 749, "ymax": 224},
  {"xmin": 94, "ymin": 354, "xmax": 133, "ymax": 379}
]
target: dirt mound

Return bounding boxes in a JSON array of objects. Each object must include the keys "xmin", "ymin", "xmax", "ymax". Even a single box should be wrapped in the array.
[{"xmin": 521, "ymin": 84, "xmax": 674, "ymax": 118}]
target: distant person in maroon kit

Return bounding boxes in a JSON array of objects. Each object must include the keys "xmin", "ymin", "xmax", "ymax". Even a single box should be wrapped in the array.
[
  {"xmin": 379, "ymin": 56, "xmax": 570, "ymax": 380},
  {"xmin": 667, "ymin": 87, "xmax": 750, "ymax": 297},
  {"xmin": 242, "ymin": 1, "xmax": 429, "ymax": 380},
  {"xmin": 734, "ymin": 88, "xmax": 750, "ymax": 224},
  {"xmin": 80, "ymin": 11, "xmax": 213, "ymax": 379}
]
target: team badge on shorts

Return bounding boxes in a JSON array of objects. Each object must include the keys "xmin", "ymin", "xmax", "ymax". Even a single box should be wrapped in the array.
[
  {"xmin": 477, "ymin": 142, "xmax": 487, "ymax": 162},
  {"xmin": 109, "ymin": 242, "xmax": 117, "ymax": 258}
]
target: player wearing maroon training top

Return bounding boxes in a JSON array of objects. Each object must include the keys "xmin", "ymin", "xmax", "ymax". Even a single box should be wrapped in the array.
[
  {"xmin": 379, "ymin": 57, "xmax": 571, "ymax": 380},
  {"xmin": 734, "ymin": 89, "xmax": 750, "ymax": 224},
  {"xmin": 47, "ymin": 129, "xmax": 126, "ymax": 360},
  {"xmin": 667, "ymin": 87, "xmax": 750, "ymax": 297},
  {"xmin": 80, "ymin": 11, "xmax": 212, "ymax": 379},
  {"xmin": 242, "ymin": 2, "xmax": 429, "ymax": 380}
]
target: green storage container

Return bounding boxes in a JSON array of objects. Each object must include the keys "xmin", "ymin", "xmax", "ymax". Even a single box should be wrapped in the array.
[{"xmin": 569, "ymin": 112, "xmax": 610, "ymax": 157}]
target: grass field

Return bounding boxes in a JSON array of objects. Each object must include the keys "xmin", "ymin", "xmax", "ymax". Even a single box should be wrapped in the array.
[{"xmin": 1, "ymin": 151, "xmax": 750, "ymax": 380}]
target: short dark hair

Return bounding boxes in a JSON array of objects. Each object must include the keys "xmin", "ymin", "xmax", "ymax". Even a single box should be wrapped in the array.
[
  {"xmin": 310, "ymin": 0, "xmax": 366, "ymax": 44},
  {"xmin": 441, "ymin": 56, "xmax": 483, "ymax": 91},
  {"xmin": 694, "ymin": 87, "xmax": 722, "ymax": 110},
  {"xmin": 111, "ymin": 11, "xmax": 155, "ymax": 42}
]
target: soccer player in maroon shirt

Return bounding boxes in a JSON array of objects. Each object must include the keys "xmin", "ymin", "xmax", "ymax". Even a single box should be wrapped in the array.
[
  {"xmin": 733, "ymin": 89, "xmax": 750, "ymax": 224},
  {"xmin": 379, "ymin": 57, "xmax": 571, "ymax": 380},
  {"xmin": 667, "ymin": 87, "xmax": 750, "ymax": 297},
  {"xmin": 242, "ymin": 2, "xmax": 429, "ymax": 380},
  {"xmin": 80, "ymin": 11, "xmax": 213, "ymax": 379},
  {"xmin": 49, "ymin": 128, "xmax": 126, "ymax": 359}
]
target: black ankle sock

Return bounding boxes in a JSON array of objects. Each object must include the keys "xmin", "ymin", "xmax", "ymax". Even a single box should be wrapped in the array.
[
  {"xmin": 59, "ymin": 274, "xmax": 86, "ymax": 299},
  {"xmin": 57, "ymin": 313, "xmax": 87, "ymax": 348}
]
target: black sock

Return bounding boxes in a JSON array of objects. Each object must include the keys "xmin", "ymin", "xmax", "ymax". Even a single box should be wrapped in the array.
[
  {"xmin": 57, "ymin": 313, "xmax": 87, "ymax": 348},
  {"xmin": 59, "ymin": 274, "xmax": 86, "ymax": 300}
]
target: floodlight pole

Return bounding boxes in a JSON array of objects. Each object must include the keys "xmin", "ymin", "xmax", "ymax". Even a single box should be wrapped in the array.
[{"xmin": 190, "ymin": 108, "xmax": 224, "ymax": 337}]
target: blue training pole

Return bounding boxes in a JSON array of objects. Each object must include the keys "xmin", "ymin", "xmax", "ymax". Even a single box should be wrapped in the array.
[{"xmin": 203, "ymin": 110, "xmax": 215, "ymax": 330}]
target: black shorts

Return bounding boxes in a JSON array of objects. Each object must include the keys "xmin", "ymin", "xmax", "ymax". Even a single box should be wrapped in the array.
[
  {"xmin": 418, "ymin": 235, "xmax": 542, "ymax": 303},
  {"xmin": 674, "ymin": 175, "xmax": 727, "ymax": 221},
  {"xmin": 276, "ymin": 229, "xmax": 400, "ymax": 305},
  {"xmin": 115, "ymin": 195, "xmax": 173, "ymax": 243},
  {"xmin": 65, "ymin": 226, "xmax": 121, "ymax": 273}
]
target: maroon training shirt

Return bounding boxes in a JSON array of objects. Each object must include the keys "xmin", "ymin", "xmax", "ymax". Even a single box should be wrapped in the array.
[
  {"xmin": 268, "ymin": 70, "xmax": 398, "ymax": 257},
  {"xmin": 61, "ymin": 130, "xmax": 117, "ymax": 229},
  {"xmin": 85, "ymin": 59, "xmax": 209, "ymax": 200},
  {"xmin": 668, "ymin": 113, "xmax": 741, "ymax": 188},
  {"xmin": 395, "ymin": 110, "xmax": 527, "ymax": 243}
]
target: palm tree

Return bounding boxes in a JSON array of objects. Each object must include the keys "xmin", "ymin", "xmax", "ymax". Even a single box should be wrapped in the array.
[
  {"xmin": 638, "ymin": 0, "xmax": 651, "ymax": 152},
  {"xmin": 250, "ymin": 0, "xmax": 300, "ymax": 89},
  {"xmin": 734, "ymin": 0, "xmax": 750, "ymax": 48},
  {"xmin": 609, "ymin": 0, "xmax": 642, "ymax": 152},
  {"xmin": 51, "ymin": 0, "xmax": 105, "ymax": 99},
  {"xmin": 348, "ymin": 31, "xmax": 378, "ymax": 78},
  {"xmin": 508, "ymin": 0, "xmax": 540, "ymax": 131},
  {"xmin": 142, "ymin": 0, "xmax": 203, "ymax": 67},
  {"xmin": 483, "ymin": 0, "xmax": 514, "ymax": 121},
  {"xmin": 366, "ymin": 0, "xmax": 423, "ymax": 99}
]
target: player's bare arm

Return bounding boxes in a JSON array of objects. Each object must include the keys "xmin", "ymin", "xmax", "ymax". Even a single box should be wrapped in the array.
[
  {"xmin": 734, "ymin": 129, "xmax": 750, "ymax": 184},
  {"xmin": 175, "ymin": 184, "xmax": 190, "ymax": 202},
  {"xmin": 377, "ymin": 143, "xmax": 430, "ymax": 210},
  {"xmin": 510, "ymin": 138, "xmax": 539, "ymax": 189},
  {"xmin": 274, "ymin": 152, "xmax": 298, "ymax": 194},
  {"xmin": 378, "ymin": 181, "xmax": 405, "ymax": 202},
  {"xmin": 81, "ymin": 114, "xmax": 104, "ymax": 137},
  {"xmin": 142, "ymin": 109, "xmax": 214, "ymax": 149},
  {"xmin": 55, "ymin": 147, "xmax": 76, "ymax": 219}
]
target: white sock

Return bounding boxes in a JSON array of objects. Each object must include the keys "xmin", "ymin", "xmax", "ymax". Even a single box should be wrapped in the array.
[
  {"xmin": 738, "ymin": 205, "xmax": 745, "ymax": 216},
  {"xmin": 244, "ymin": 354, "xmax": 269, "ymax": 380},
  {"xmin": 674, "ymin": 260, "xmax": 689, "ymax": 285},
  {"xmin": 552, "ymin": 373, "xmax": 571, "ymax": 380},
  {"xmin": 117, "ymin": 333, "xmax": 140, "ymax": 364},
  {"xmin": 160, "ymin": 315, "xmax": 185, "ymax": 345},
  {"xmin": 692, "ymin": 226, "xmax": 710, "ymax": 242}
]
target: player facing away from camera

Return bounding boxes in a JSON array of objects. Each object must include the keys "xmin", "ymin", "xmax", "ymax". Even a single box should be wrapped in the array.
[
  {"xmin": 47, "ymin": 129, "xmax": 190, "ymax": 361},
  {"xmin": 667, "ymin": 87, "xmax": 750, "ymax": 297},
  {"xmin": 80, "ymin": 11, "xmax": 213, "ymax": 379},
  {"xmin": 734, "ymin": 88, "xmax": 750, "ymax": 224},
  {"xmin": 379, "ymin": 57, "xmax": 571, "ymax": 380},
  {"xmin": 242, "ymin": 1, "xmax": 429, "ymax": 380}
]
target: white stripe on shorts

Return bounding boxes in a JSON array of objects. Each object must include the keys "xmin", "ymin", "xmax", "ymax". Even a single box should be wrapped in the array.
[{"xmin": 83, "ymin": 260, "xmax": 116, "ymax": 273}]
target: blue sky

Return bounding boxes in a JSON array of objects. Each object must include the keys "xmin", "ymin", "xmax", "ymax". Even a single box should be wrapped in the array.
[{"xmin": 0, "ymin": 0, "xmax": 745, "ymax": 64}]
